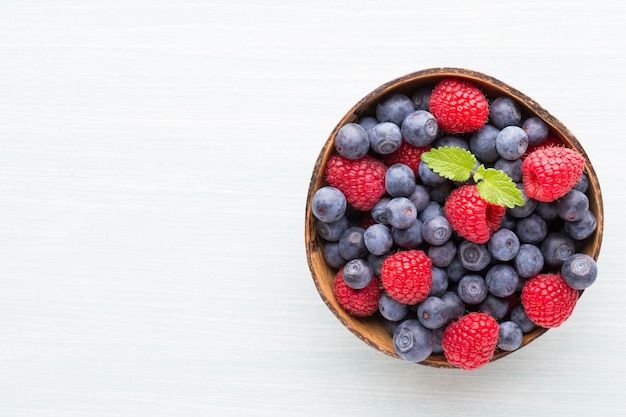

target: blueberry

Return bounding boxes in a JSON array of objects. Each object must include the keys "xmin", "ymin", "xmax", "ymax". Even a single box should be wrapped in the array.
[
  {"xmin": 386, "ymin": 197, "xmax": 417, "ymax": 229},
  {"xmin": 485, "ymin": 264, "xmax": 519, "ymax": 297},
  {"xmin": 385, "ymin": 163, "xmax": 416, "ymax": 197},
  {"xmin": 488, "ymin": 228, "xmax": 520, "ymax": 261},
  {"xmin": 500, "ymin": 213, "xmax": 517, "ymax": 230},
  {"xmin": 418, "ymin": 201, "xmax": 444, "ymax": 223},
  {"xmin": 445, "ymin": 257, "xmax": 468, "ymax": 283},
  {"xmin": 508, "ymin": 183, "xmax": 537, "ymax": 218},
  {"xmin": 434, "ymin": 135, "xmax": 470, "ymax": 150},
  {"xmin": 323, "ymin": 242, "xmax": 346, "ymax": 269},
  {"xmin": 513, "ymin": 243, "xmax": 544, "ymax": 278},
  {"xmin": 479, "ymin": 294, "xmax": 510, "ymax": 321},
  {"xmin": 497, "ymin": 321, "xmax": 523, "ymax": 351},
  {"xmin": 401, "ymin": 110, "xmax": 439, "ymax": 147},
  {"xmin": 535, "ymin": 201, "xmax": 559, "ymax": 221},
  {"xmin": 556, "ymin": 189, "xmax": 589, "ymax": 222},
  {"xmin": 458, "ymin": 240, "xmax": 492, "ymax": 272},
  {"xmin": 489, "ymin": 96, "xmax": 522, "ymax": 129},
  {"xmin": 510, "ymin": 304, "xmax": 536, "ymax": 333},
  {"xmin": 376, "ymin": 93, "xmax": 415, "ymax": 126},
  {"xmin": 572, "ymin": 172, "xmax": 589, "ymax": 193},
  {"xmin": 496, "ymin": 126, "xmax": 528, "ymax": 160},
  {"xmin": 432, "ymin": 326, "xmax": 446, "ymax": 354},
  {"xmin": 494, "ymin": 158, "xmax": 523, "ymax": 183},
  {"xmin": 363, "ymin": 223, "xmax": 393, "ymax": 255},
  {"xmin": 441, "ymin": 291, "xmax": 466, "ymax": 320},
  {"xmin": 408, "ymin": 184, "xmax": 430, "ymax": 213},
  {"xmin": 371, "ymin": 198, "xmax": 391, "ymax": 225},
  {"xmin": 392, "ymin": 219, "xmax": 424, "ymax": 248},
  {"xmin": 522, "ymin": 116, "xmax": 549, "ymax": 146},
  {"xmin": 334, "ymin": 123, "xmax": 370, "ymax": 159},
  {"xmin": 338, "ymin": 226, "xmax": 368, "ymax": 260},
  {"xmin": 469, "ymin": 124, "xmax": 500, "ymax": 163},
  {"xmin": 311, "ymin": 186, "xmax": 347, "ymax": 223},
  {"xmin": 392, "ymin": 319, "xmax": 435, "ymax": 362},
  {"xmin": 428, "ymin": 240, "xmax": 457, "ymax": 268},
  {"xmin": 379, "ymin": 291, "xmax": 409, "ymax": 321},
  {"xmin": 540, "ymin": 232, "xmax": 576, "ymax": 268},
  {"xmin": 563, "ymin": 209, "xmax": 597, "ymax": 240},
  {"xmin": 358, "ymin": 116, "xmax": 378, "ymax": 134},
  {"xmin": 411, "ymin": 85, "xmax": 433, "ymax": 110},
  {"xmin": 384, "ymin": 319, "xmax": 401, "ymax": 336},
  {"xmin": 457, "ymin": 274, "xmax": 488, "ymax": 304},
  {"xmin": 428, "ymin": 181, "xmax": 455, "ymax": 204},
  {"xmin": 369, "ymin": 122, "xmax": 403, "ymax": 155},
  {"xmin": 561, "ymin": 253, "xmax": 597, "ymax": 289},
  {"xmin": 417, "ymin": 296, "xmax": 449, "ymax": 329},
  {"xmin": 430, "ymin": 266, "xmax": 449, "ymax": 297},
  {"xmin": 422, "ymin": 215, "xmax": 452, "ymax": 246},
  {"xmin": 514, "ymin": 213, "xmax": 548, "ymax": 244},
  {"xmin": 343, "ymin": 258, "xmax": 374, "ymax": 289},
  {"xmin": 368, "ymin": 251, "xmax": 390, "ymax": 277},
  {"xmin": 418, "ymin": 160, "xmax": 448, "ymax": 186},
  {"xmin": 316, "ymin": 215, "xmax": 350, "ymax": 242}
]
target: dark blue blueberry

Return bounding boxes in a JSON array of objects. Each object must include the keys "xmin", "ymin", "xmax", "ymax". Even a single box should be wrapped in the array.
[
  {"xmin": 428, "ymin": 181, "xmax": 455, "ymax": 204},
  {"xmin": 488, "ymin": 228, "xmax": 520, "ymax": 261},
  {"xmin": 556, "ymin": 189, "xmax": 589, "ymax": 222},
  {"xmin": 540, "ymin": 232, "xmax": 576, "ymax": 268},
  {"xmin": 363, "ymin": 223, "xmax": 393, "ymax": 256},
  {"xmin": 489, "ymin": 96, "xmax": 521, "ymax": 129},
  {"xmin": 428, "ymin": 240, "xmax": 457, "ymax": 268},
  {"xmin": 522, "ymin": 116, "xmax": 549, "ymax": 146},
  {"xmin": 408, "ymin": 184, "xmax": 430, "ymax": 213},
  {"xmin": 422, "ymin": 215, "xmax": 452, "ymax": 246},
  {"xmin": 496, "ymin": 126, "xmax": 528, "ymax": 160},
  {"xmin": 500, "ymin": 213, "xmax": 517, "ymax": 230},
  {"xmin": 316, "ymin": 215, "xmax": 350, "ymax": 242},
  {"xmin": 384, "ymin": 319, "xmax": 401, "ymax": 336},
  {"xmin": 469, "ymin": 124, "xmax": 500, "ymax": 163},
  {"xmin": 515, "ymin": 213, "xmax": 548, "ymax": 244},
  {"xmin": 430, "ymin": 266, "xmax": 449, "ymax": 297},
  {"xmin": 385, "ymin": 163, "xmax": 417, "ymax": 197},
  {"xmin": 485, "ymin": 264, "xmax": 519, "ymax": 297},
  {"xmin": 418, "ymin": 201, "xmax": 444, "ymax": 223},
  {"xmin": 510, "ymin": 305, "xmax": 536, "ymax": 333},
  {"xmin": 371, "ymin": 198, "xmax": 391, "ymax": 225},
  {"xmin": 338, "ymin": 226, "xmax": 368, "ymax": 260},
  {"xmin": 494, "ymin": 158, "xmax": 523, "ymax": 183},
  {"xmin": 561, "ymin": 253, "xmax": 597, "ymax": 290},
  {"xmin": 434, "ymin": 136, "xmax": 470, "ymax": 150},
  {"xmin": 311, "ymin": 186, "xmax": 347, "ymax": 223},
  {"xmin": 572, "ymin": 172, "xmax": 589, "ymax": 193},
  {"xmin": 379, "ymin": 291, "xmax": 409, "ymax": 321},
  {"xmin": 563, "ymin": 210, "xmax": 597, "ymax": 240},
  {"xmin": 418, "ymin": 160, "xmax": 447, "ymax": 186},
  {"xmin": 479, "ymin": 294, "xmax": 510, "ymax": 321},
  {"xmin": 445, "ymin": 257, "xmax": 468, "ymax": 283},
  {"xmin": 417, "ymin": 296, "xmax": 449, "ymax": 329},
  {"xmin": 411, "ymin": 85, "xmax": 433, "ymax": 110},
  {"xmin": 497, "ymin": 321, "xmax": 523, "ymax": 351},
  {"xmin": 401, "ymin": 110, "xmax": 439, "ymax": 147},
  {"xmin": 343, "ymin": 258, "xmax": 374, "ymax": 289},
  {"xmin": 322, "ymin": 242, "xmax": 346, "ymax": 269},
  {"xmin": 457, "ymin": 274, "xmax": 488, "ymax": 305},
  {"xmin": 334, "ymin": 123, "xmax": 370, "ymax": 159},
  {"xmin": 358, "ymin": 116, "xmax": 378, "ymax": 134},
  {"xmin": 508, "ymin": 183, "xmax": 537, "ymax": 218},
  {"xmin": 441, "ymin": 291, "xmax": 466, "ymax": 320},
  {"xmin": 369, "ymin": 122, "xmax": 403, "ymax": 155},
  {"xmin": 513, "ymin": 243, "xmax": 544, "ymax": 278},
  {"xmin": 535, "ymin": 201, "xmax": 559, "ymax": 221},
  {"xmin": 386, "ymin": 197, "xmax": 417, "ymax": 229},
  {"xmin": 458, "ymin": 240, "xmax": 492, "ymax": 272},
  {"xmin": 376, "ymin": 93, "xmax": 415, "ymax": 126},
  {"xmin": 392, "ymin": 219, "xmax": 423, "ymax": 249},
  {"xmin": 368, "ymin": 251, "xmax": 390, "ymax": 277},
  {"xmin": 432, "ymin": 326, "xmax": 445, "ymax": 354},
  {"xmin": 392, "ymin": 319, "xmax": 435, "ymax": 362}
]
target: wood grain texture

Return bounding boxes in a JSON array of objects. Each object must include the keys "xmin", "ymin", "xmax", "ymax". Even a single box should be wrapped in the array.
[{"xmin": 0, "ymin": 1, "xmax": 625, "ymax": 416}]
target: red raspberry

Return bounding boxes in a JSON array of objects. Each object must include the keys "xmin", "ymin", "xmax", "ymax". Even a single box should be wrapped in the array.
[
  {"xmin": 428, "ymin": 78, "xmax": 489, "ymax": 134},
  {"xmin": 442, "ymin": 312, "xmax": 499, "ymax": 370},
  {"xmin": 382, "ymin": 141, "xmax": 431, "ymax": 177},
  {"xmin": 325, "ymin": 154, "xmax": 387, "ymax": 211},
  {"xmin": 521, "ymin": 146, "xmax": 585, "ymax": 202},
  {"xmin": 380, "ymin": 250, "xmax": 432, "ymax": 305},
  {"xmin": 333, "ymin": 269, "xmax": 382, "ymax": 317},
  {"xmin": 521, "ymin": 273, "xmax": 579, "ymax": 328},
  {"xmin": 444, "ymin": 185, "xmax": 506, "ymax": 244}
]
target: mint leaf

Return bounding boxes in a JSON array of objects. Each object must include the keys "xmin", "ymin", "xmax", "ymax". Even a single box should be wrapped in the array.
[
  {"xmin": 475, "ymin": 168, "xmax": 525, "ymax": 208},
  {"xmin": 421, "ymin": 147, "xmax": 476, "ymax": 182}
]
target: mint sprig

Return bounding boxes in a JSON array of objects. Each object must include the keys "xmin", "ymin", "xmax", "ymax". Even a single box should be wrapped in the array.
[{"xmin": 421, "ymin": 146, "xmax": 525, "ymax": 208}]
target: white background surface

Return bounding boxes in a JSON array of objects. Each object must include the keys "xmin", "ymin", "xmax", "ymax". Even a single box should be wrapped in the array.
[{"xmin": 1, "ymin": 1, "xmax": 624, "ymax": 416}]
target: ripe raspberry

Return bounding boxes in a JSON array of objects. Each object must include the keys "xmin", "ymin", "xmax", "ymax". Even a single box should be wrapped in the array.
[
  {"xmin": 382, "ymin": 141, "xmax": 431, "ymax": 177},
  {"xmin": 521, "ymin": 273, "xmax": 579, "ymax": 328},
  {"xmin": 380, "ymin": 250, "xmax": 432, "ymax": 305},
  {"xmin": 442, "ymin": 312, "xmax": 499, "ymax": 370},
  {"xmin": 333, "ymin": 269, "xmax": 382, "ymax": 317},
  {"xmin": 444, "ymin": 185, "xmax": 506, "ymax": 244},
  {"xmin": 521, "ymin": 146, "xmax": 585, "ymax": 202},
  {"xmin": 325, "ymin": 154, "xmax": 387, "ymax": 211},
  {"xmin": 429, "ymin": 78, "xmax": 489, "ymax": 134}
]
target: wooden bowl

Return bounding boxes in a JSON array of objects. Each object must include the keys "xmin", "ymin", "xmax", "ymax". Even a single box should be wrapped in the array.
[{"xmin": 305, "ymin": 67, "xmax": 604, "ymax": 368}]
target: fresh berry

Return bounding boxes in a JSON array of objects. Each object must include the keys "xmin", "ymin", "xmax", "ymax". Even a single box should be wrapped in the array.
[
  {"xmin": 385, "ymin": 163, "xmax": 417, "ymax": 197},
  {"xmin": 386, "ymin": 196, "xmax": 418, "ymax": 229},
  {"xmin": 334, "ymin": 123, "xmax": 370, "ymax": 159},
  {"xmin": 563, "ymin": 209, "xmax": 597, "ymax": 240},
  {"xmin": 407, "ymin": 184, "xmax": 431, "ymax": 213},
  {"xmin": 434, "ymin": 135, "xmax": 470, "ymax": 150},
  {"xmin": 522, "ymin": 116, "xmax": 549, "ymax": 146},
  {"xmin": 325, "ymin": 154, "xmax": 387, "ymax": 211},
  {"xmin": 323, "ymin": 242, "xmax": 346, "ymax": 269},
  {"xmin": 510, "ymin": 304, "xmax": 536, "ymax": 333},
  {"xmin": 363, "ymin": 223, "xmax": 393, "ymax": 256},
  {"xmin": 382, "ymin": 141, "xmax": 431, "ymax": 176},
  {"xmin": 514, "ymin": 213, "xmax": 548, "ymax": 244},
  {"xmin": 422, "ymin": 215, "xmax": 452, "ymax": 246},
  {"xmin": 540, "ymin": 232, "xmax": 576, "ymax": 268},
  {"xmin": 497, "ymin": 321, "xmax": 523, "ymax": 351},
  {"xmin": 380, "ymin": 250, "xmax": 433, "ymax": 305},
  {"xmin": 487, "ymin": 228, "xmax": 520, "ymax": 261},
  {"xmin": 343, "ymin": 258, "xmax": 374, "ymax": 289},
  {"xmin": 441, "ymin": 291, "xmax": 466, "ymax": 320},
  {"xmin": 418, "ymin": 201, "xmax": 444, "ymax": 223},
  {"xmin": 417, "ymin": 296, "xmax": 449, "ymax": 329},
  {"xmin": 391, "ymin": 219, "xmax": 424, "ymax": 249},
  {"xmin": 429, "ymin": 78, "xmax": 489, "ymax": 134},
  {"xmin": 418, "ymin": 159, "xmax": 448, "ymax": 186},
  {"xmin": 316, "ymin": 215, "xmax": 349, "ymax": 242},
  {"xmin": 496, "ymin": 126, "xmax": 529, "ymax": 160},
  {"xmin": 429, "ymin": 266, "xmax": 450, "ymax": 297},
  {"xmin": 442, "ymin": 312, "xmax": 499, "ymax": 370},
  {"xmin": 534, "ymin": 201, "xmax": 559, "ymax": 221},
  {"xmin": 370, "ymin": 197, "xmax": 391, "ymax": 224},
  {"xmin": 358, "ymin": 116, "xmax": 378, "ymax": 134},
  {"xmin": 445, "ymin": 185, "xmax": 506, "ymax": 244},
  {"xmin": 556, "ymin": 189, "xmax": 589, "ymax": 221},
  {"xmin": 379, "ymin": 291, "xmax": 409, "ymax": 322},
  {"xmin": 561, "ymin": 253, "xmax": 597, "ymax": 290},
  {"xmin": 521, "ymin": 273, "xmax": 578, "ymax": 328},
  {"xmin": 428, "ymin": 239, "xmax": 457, "ymax": 268},
  {"xmin": 489, "ymin": 96, "xmax": 522, "ymax": 129},
  {"xmin": 393, "ymin": 319, "xmax": 435, "ymax": 362},
  {"xmin": 369, "ymin": 122, "xmax": 403, "ymax": 154},
  {"xmin": 338, "ymin": 226, "xmax": 368, "ymax": 260},
  {"xmin": 333, "ymin": 269, "xmax": 382, "ymax": 317},
  {"xmin": 458, "ymin": 240, "xmax": 492, "ymax": 272},
  {"xmin": 368, "ymin": 252, "xmax": 390, "ymax": 277},
  {"xmin": 457, "ymin": 274, "xmax": 488, "ymax": 305},
  {"xmin": 485, "ymin": 264, "xmax": 519, "ymax": 298},
  {"xmin": 521, "ymin": 146, "xmax": 585, "ymax": 202},
  {"xmin": 507, "ymin": 183, "xmax": 537, "ymax": 218},
  {"xmin": 573, "ymin": 172, "xmax": 589, "ymax": 193},
  {"xmin": 445, "ymin": 257, "xmax": 468, "ymax": 283},
  {"xmin": 479, "ymin": 294, "xmax": 509, "ymax": 321},
  {"xmin": 513, "ymin": 243, "xmax": 544, "ymax": 278},
  {"xmin": 401, "ymin": 110, "xmax": 439, "ymax": 147},
  {"xmin": 469, "ymin": 124, "xmax": 500, "ymax": 163},
  {"xmin": 494, "ymin": 157, "xmax": 523, "ymax": 183},
  {"xmin": 411, "ymin": 85, "xmax": 433, "ymax": 110},
  {"xmin": 311, "ymin": 186, "xmax": 347, "ymax": 223},
  {"xmin": 376, "ymin": 93, "xmax": 415, "ymax": 126}
]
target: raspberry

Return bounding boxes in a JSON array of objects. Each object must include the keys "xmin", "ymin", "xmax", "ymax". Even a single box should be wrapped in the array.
[
  {"xmin": 333, "ymin": 268, "xmax": 382, "ymax": 317},
  {"xmin": 380, "ymin": 250, "xmax": 432, "ymax": 305},
  {"xmin": 442, "ymin": 312, "xmax": 499, "ymax": 370},
  {"xmin": 521, "ymin": 273, "xmax": 579, "ymax": 328},
  {"xmin": 444, "ymin": 185, "xmax": 506, "ymax": 244},
  {"xmin": 428, "ymin": 78, "xmax": 489, "ymax": 134},
  {"xmin": 521, "ymin": 146, "xmax": 585, "ymax": 202},
  {"xmin": 325, "ymin": 154, "xmax": 387, "ymax": 211},
  {"xmin": 382, "ymin": 141, "xmax": 431, "ymax": 177}
]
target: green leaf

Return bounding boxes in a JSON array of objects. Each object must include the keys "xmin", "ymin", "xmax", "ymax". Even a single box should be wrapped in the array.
[
  {"xmin": 475, "ymin": 168, "xmax": 525, "ymax": 208},
  {"xmin": 421, "ymin": 146, "xmax": 477, "ymax": 182}
]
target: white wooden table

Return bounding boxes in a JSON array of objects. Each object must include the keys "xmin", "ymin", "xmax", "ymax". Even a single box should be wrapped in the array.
[{"xmin": 1, "ymin": 1, "xmax": 624, "ymax": 416}]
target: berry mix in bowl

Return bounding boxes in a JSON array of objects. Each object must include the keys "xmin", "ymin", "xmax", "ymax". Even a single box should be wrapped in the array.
[{"xmin": 305, "ymin": 67, "xmax": 604, "ymax": 370}]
